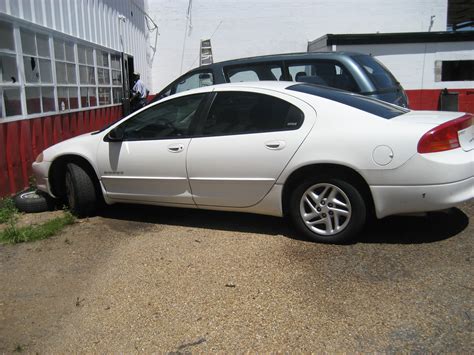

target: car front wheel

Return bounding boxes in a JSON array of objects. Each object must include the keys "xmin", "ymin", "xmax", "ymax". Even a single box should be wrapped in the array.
[
  {"xmin": 65, "ymin": 163, "xmax": 97, "ymax": 217},
  {"xmin": 289, "ymin": 177, "xmax": 366, "ymax": 243}
]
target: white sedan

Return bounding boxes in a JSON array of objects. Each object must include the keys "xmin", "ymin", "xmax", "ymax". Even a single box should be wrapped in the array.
[{"xmin": 33, "ymin": 82, "xmax": 473, "ymax": 243}]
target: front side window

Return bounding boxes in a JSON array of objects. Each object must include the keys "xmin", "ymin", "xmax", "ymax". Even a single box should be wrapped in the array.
[
  {"xmin": 119, "ymin": 94, "xmax": 205, "ymax": 140},
  {"xmin": 225, "ymin": 63, "xmax": 283, "ymax": 82},
  {"xmin": 288, "ymin": 61, "xmax": 359, "ymax": 92},
  {"xmin": 202, "ymin": 91, "xmax": 304, "ymax": 136}
]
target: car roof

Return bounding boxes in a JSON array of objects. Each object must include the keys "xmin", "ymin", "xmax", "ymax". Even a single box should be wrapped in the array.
[{"xmin": 190, "ymin": 51, "xmax": 364, "ymax": 71}]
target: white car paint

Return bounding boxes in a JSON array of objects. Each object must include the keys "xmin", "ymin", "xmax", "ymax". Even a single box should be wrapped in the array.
[{"xmin": 33, "ymin": 82, "xmax": 473, "ymax": 223}]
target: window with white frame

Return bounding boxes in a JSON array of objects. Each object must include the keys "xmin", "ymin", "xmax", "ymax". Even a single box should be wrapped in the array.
[
  {"xmin": 21, "ymin": 29, "xmax": 55, "ymax": 114},
  {"xmin": 111, "ymin": 54, "xmax": 123, "ymax": 104},
  {"xmin": 96, "ymin": 50, "xmax": 111, "ymax": 106},
  {"xmin": 0, "ymin": 20, "xmax": 21, "ymax": 118},
  {"xmin": 78, "ymin": 45, "xmax": 97, "ymax": 108},
  {"xmin": 0, "ymin": 19, "xmax": 124, "ymax": 121},
  {"xmin": 54, "ymin": 38, "xmax": 78, "ymax": 111}
]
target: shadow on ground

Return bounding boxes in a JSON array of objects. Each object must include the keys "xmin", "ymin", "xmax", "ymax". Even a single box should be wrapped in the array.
[{"xmin": 99, "ymin": 204, "xmax": 469, "ymax": 245}]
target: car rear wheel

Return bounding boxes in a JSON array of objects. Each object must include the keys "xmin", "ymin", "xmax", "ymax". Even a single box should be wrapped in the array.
[
  {"xmin": 289, "ymin": 177, "xmax": 366, "ymax": 243},
  {"xmin": 65, "ymin": 163, "xmax": 97, "ymax": 217}
]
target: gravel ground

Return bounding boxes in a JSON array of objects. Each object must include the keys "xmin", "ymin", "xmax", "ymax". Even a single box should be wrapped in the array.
[{"xmin": 0, "ymin": 202, "xmax": 472, "ymax": 353}]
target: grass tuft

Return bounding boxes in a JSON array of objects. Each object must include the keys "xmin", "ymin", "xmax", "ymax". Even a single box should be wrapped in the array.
[
  {"xmin": 0, "ymin": 198, "xmax": 17, "ymax": 224},
  {"xmin": 0, "ymin": 212, "xmax": 75, "ymax": 244}
]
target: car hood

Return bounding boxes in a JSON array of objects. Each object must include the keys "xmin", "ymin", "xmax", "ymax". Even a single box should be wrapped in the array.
[{"xmin": 42, "ymin": 132, "xmax": 102, "ymax": 162}]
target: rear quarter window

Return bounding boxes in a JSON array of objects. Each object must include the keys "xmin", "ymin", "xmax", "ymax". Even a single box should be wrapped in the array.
[{"xmin": 288, "ymin": 83, "xmax": 409, "ymax": 119}]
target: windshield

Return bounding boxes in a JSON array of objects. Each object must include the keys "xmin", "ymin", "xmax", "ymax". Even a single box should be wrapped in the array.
[
  {"xmin": 352, "ymin": 55, "xmax": 400, "ymax": 91},
  {"xmin": 287, "ymin": 83, "xmax": 409, "ymax": 119}
]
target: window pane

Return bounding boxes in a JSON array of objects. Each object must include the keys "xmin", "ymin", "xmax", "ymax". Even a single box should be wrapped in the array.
[
  {"xmin": 89, "ymin": 87, "xmax": 97, "ymax": 106},
  {"xmin": 175, "ymin": 72, "xmax": 214, "ymax": 94},
  {"xmin": 0, "ymin": 21, "xmax": 15, "ymax": 51},
  {"xmin": 55, "ymin": 61, "xmax": 67, "ymax": 84},
  {"xmin": 441, "ymin": 60, "xmax": 474, "ymax": 81},
  {"xmin": 21, "ymin": 30, "xmax": 36, "ymax": 56},
  {"xmin": 54, "ymin": 39, "xmax": 64, "ymax": 60},
  {"xmin": 67, "ymin": 63, "xmax": 76, "ymax": 83},
  {"xmin": 26, "ymin": 87, "xmax": 41, "ymax": 114},
  {"xmin": 203, "ymin": 92, "xmax": 304, "ymax": 136},
  {"xmin": 42, "ymin": 87, "xmax": 55, "ymax": 112},
  {"xmin": 113, "ymin": 87, "xmax": 123, "ymax": 104},
  {"xmin": 121, "ymin": 94, "xmax": 205, "ymax": 140},
  {"xmin": 39, "ymin": 59, "xmax": 52, "ymax": 83},
  {"xmin": 79, "ymin": 65, "xmax": 95, "ymax": 84},
  {"xmin": 112, "ymin": 70, "xmax": 122, "ymax": 85},
  {"xmin": 96, "ymin": 50, "xmax": 109, "ymax": 67},
  {"xmin": 58, "ymin": 87, "xmax": 69, "ymax": 111},
  {"xmin": 98, "ymin": 87, "xmax": 111, "ymax": 105},
  {"xmin": 37, "ymin": 34, "xmax": 50, "ymax": 57},
  {"xmin": 23, "ymin": 56, "xmax": 40, "ymax": 83},
  {"xmin": 98, "ymin": 68, "xmax": 110, "ymax": 85},
  {"xmin": 65, "ymin": 42, "xmax": 74, "ymax": 62},
  {"xmin": 78, "ymin": 46, "xmax": 86, "ymax": 64},
  {"xmin": 225, "ymin": 64, "xmax": 282, "ymax": 82},
  {"xmin": 4, "ymin": 88, "xmax": 22, "ymax": 116},
  {"xmin": 80, "ymin": 87, "xmax": 89, "ymax": 107},
  {"xmin": 86, "ymin": 48, "xmax": 93, "ymax": 65},
  {"xmin": 111, "ymin": 54, "xmax": 121, "ymax": 70},
  {"xmin": 0, "ymin": 54, "xmax": 18, "ymax": 83},
  {"xmin": 69, "ymin": 87, "xmax": 78, "ymax": 109}
]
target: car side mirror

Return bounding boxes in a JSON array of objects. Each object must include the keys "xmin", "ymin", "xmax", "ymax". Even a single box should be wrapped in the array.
[{"xmin": 105, "ymin": 126, "xmax": 125, "ymax": 142}]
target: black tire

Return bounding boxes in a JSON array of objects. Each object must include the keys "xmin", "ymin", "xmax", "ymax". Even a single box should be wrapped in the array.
[
  {"xmin": 65, "ymin": 163, "xmax": 97, "ymax": 217},
  {"xmin": 289, "ymin": 177, "xmax": 366, "ymax": 244},
  {"xmin": 14, "ymin": 189, "xmax": 56, "ymax": 213}
]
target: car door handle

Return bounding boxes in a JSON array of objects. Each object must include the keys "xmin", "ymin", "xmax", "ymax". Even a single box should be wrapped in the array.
[
  {"xmin": 264, "ymin": 140, "xmax": 286, "ymax": 150},
  {"xmin": 168, "ymin": 144, "xmax": 184, "ymax": 153}
]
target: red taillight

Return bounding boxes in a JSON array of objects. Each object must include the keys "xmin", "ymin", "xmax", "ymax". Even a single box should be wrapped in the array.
[{"xmin": 417, "ymin": 114, "xmax": 473, "ymax": 153}]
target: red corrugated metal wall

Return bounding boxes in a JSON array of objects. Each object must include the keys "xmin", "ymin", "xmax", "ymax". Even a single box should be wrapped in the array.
[
  {"xmin": 406, "ymin": 89, "xmax": 474, "ymax": 113},
  {"xmin": 0, "ymin": 105, "xmax": 122, "ymax": 198}
]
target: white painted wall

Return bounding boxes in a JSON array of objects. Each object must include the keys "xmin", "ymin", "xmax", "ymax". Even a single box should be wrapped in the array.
[
  {"xmin": 0, "ymin": 0, "xmax": 151, "ymax": 86},
  {"xmin": 147, "ymin": 0, "xmax": 448, "ymax": 92},
  {"xmin": 335, "ymin": 42, "xmax": 474, "ymax": 90}
]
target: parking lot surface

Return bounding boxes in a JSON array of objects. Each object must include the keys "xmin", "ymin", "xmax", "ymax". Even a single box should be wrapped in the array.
[{"xmin": 0, "ymin": 202, "xmax": 472, "ymax": 352}]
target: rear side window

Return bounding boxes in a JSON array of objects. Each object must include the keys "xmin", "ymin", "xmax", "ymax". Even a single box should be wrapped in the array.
[
  {"xmin": 352, "ymin": 55, "xmax": 399, "ymax": 91},
  {"xmin": 225, "ymin": 63, "xmax": 284, "ymax": 82},
  {"xmin": 202, "ymin": 91, "xmax": 304, "ymax": 136},
  {"xmin": 287, "ymin": 61, "xmax": 359, "ymax": 92},
  {"xmin": 288, "ymin": 83, "xmax": 409, "ymax": 119}
]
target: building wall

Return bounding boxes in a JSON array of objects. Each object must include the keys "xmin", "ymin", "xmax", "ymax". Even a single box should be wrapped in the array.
[
  {"xmin": 0, "ymin": 0, "xmax": 151, "ymax": 197},
  {"xmin": 148, "ymin": 0, "xmax": 447, "ymax": 92}
]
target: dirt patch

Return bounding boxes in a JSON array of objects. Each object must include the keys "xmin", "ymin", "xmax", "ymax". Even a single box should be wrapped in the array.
[{"xmin": 0, "ymin": 202, "xmax": 472, "ymax": 352}]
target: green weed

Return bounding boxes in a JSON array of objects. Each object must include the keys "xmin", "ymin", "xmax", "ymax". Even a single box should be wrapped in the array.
[
  {"xmin": 0, "ymin": 212, "xmax": 75, "ymax": 244},
  {"xmin": 0, "ymin": 198, "xmax": 17, "ymax": 224}
]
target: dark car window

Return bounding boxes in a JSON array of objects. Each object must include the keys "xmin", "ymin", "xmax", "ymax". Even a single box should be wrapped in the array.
[
  {"xmin": 352, "ymin": 55, "xmax": 399, "ymax": 91},
  {"xmin": 287, "ymin": 84, "xmax": 409, "ymax": 119},
  {"xmin": 287, "ymin": 61, "xmax": 360, "ymax": 92},
  {"xmin": 119, "ymin": 94, "xmax": 205, "ymax": 140},
  {"xmin": 225, "ymin": 63, "xmax": 284, "ymax": 82},
  {"xmin": 202, "ymin": 91, "xmax": 304, "ymax": 136},
  {"xmin": 157, "ymin": 71, "xmax": 213, "ymax": 100}
]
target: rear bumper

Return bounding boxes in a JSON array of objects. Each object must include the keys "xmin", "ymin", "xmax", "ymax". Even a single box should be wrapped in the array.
[{"xmin": 371, "ymin": 177, "xmax": 474, "ymax": 218}]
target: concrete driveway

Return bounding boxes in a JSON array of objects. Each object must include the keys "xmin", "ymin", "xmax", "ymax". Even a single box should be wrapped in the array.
[{"xmin": 0, "ymin": 202, "xmax": 472, "ymax": 352}]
